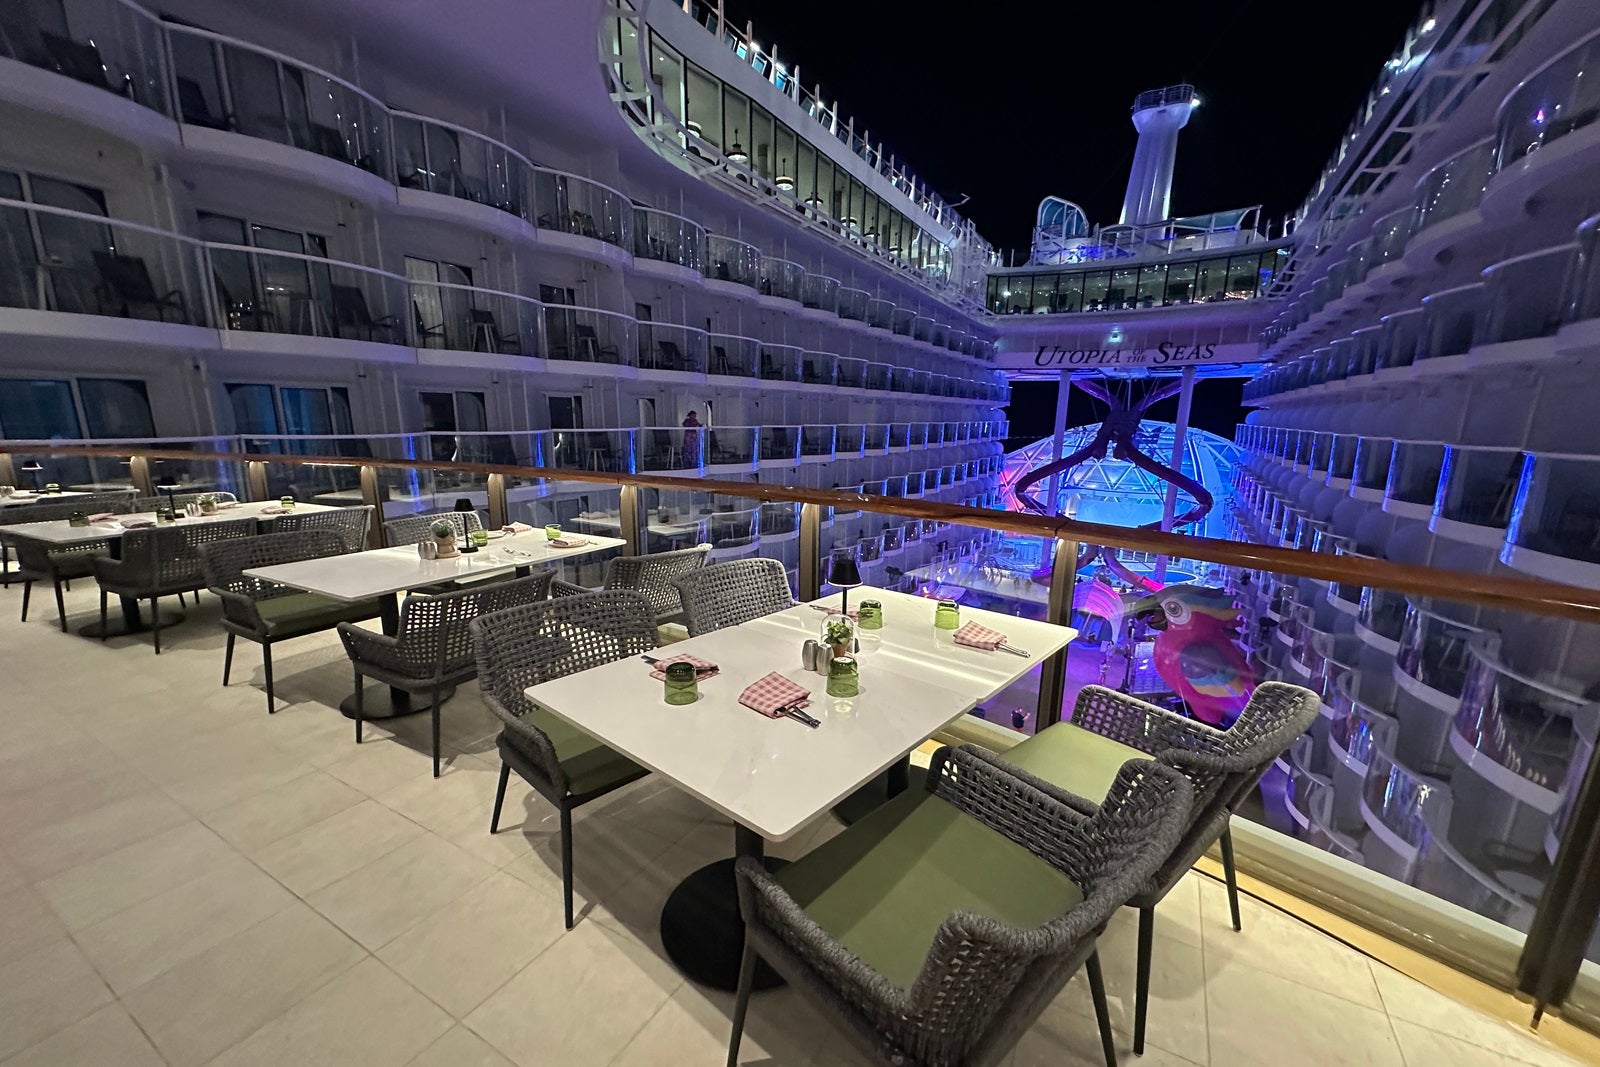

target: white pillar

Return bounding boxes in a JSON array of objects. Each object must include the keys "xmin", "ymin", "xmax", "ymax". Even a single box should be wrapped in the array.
[
  {"xmin": 1154, "ymin": 366, "xmax": 1196, "ymax": 583},
  {"xmin": 1044, "ymin": 369, "xmax": 1072, "ymax": 515}
]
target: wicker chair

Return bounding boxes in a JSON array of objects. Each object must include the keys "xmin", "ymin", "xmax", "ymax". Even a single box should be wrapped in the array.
[
  {"xmin": 382, "ymin": 509, "xmax": 483, "ymax": 546},
  {"xmin": 470, "ymin": 591, "xmax": 658, "ymax": 927},
  {"xmin": 339, "ymin": 569, "xmax": 554, "ymax": 777},
  {"xmin": 202, "ymin": 530, "xmax": 386, "ymax": 713},
  {"xmin": 2, "ymin": 493, "xmax": 135, "ymax": 605},
  {"xmin": 999, "ymin": 681, "xmax": 1320, "ymax": 1054},
  {"xmin": 131, "ymin": 490, "xmax": 239, "ymax": 513},
  {"xmin": 270, "ymin": 504, "xmax": 374, "ymax": 552},
  {"xmin": 90, "ymin": 518, "xmax": 256, "ymax": 652},
  {"xmin": 675, "ymin": 557, "xmax": 794, "ymax": 636},
  {"xmin": 729, "ymin": 750, "xmax": 1194, "ymax": 1067},
  {"xmin": 550, "ymin": 543, "xmax": 710, "ymax": 624}
]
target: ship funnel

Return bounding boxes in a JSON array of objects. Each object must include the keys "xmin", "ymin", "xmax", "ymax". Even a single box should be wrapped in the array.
[{"xmin": 1119, "ymin": 84, "xmax": 1199, "ymax": 227}]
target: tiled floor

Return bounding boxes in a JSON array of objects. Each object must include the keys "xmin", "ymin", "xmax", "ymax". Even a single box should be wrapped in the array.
[{"xmin": 0, "ymin": 580, "xmax": 1589, "ymax": 1066}]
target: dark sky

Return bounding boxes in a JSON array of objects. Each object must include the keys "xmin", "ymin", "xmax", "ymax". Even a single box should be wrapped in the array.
[{"xmin": 719, "ymin": 0, "xmax": 1422, "ymax": 443}]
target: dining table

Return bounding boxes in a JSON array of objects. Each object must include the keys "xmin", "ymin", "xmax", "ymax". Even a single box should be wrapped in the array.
[
  {"xmin": 4, "ymin": 500, "xmax": 340, "ymax": 637},
  {"xmin": 247, "ymin": 530, "xmax": 626, "ymax": 719},
  {"xmin": 521, "ymin": 586, "xmax": 1075, "ymax": 992}
]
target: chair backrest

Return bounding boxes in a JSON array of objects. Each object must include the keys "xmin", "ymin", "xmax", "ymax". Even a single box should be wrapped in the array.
[
  {"xmin": 676, "ymin": 557, "xmax": 793, "ymax": 636},
  {"xmin": 606, "ymin": 543, "xmax": 710, "ymax": 620},
  {"xmin": 272, "ymin": 505, "xmax": 372, "ymax": 552},
  {"xmin": 389, "ymin": 570, "xmax": 555, "ymax": 681},
  {"xmin": 383, "ymin": 509, "xmax": 483, "ymax": 546},
  {"xmin": 201, "ymin": 529, "xmax": 348, "ymax": 604},
  {"xmin": 92, "ymin": 251, "xmax": 157, "ymax": 301},
  {"xmin": 131, "ymin": 491, "xmax": 237, "ymax": 513},
  {"xmin": 0, "ymin": 493, "xmax": 135, "ymax": 527},
  {"xmin": 120, "ymin": 518, "xmax": 256, "ymax": 590},
  {"xmin": 330, "ymin": 284, "xmax": 372, "ymax": 328}
]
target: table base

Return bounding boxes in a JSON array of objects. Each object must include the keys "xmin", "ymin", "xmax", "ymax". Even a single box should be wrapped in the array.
[
  {"xmin": 660, "ymin": 856, "xmax": 789, "ymax": 992},
  {"xmin": 831, "ymin": 757, "xmax": 921, "ymax": 825},
  {"xmin": 338, "ymin": 683, "xmax": 457, "ymax": 721}
]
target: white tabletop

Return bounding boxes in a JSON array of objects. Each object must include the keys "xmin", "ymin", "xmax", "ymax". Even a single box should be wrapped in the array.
[
  {"xmin": 246, "ymin": 533, "xmax": 626, "ymax": 601},
  {"xmin": 3, "ymin": 501, "xmax": 340, "ymax": 545},
  {"xmin": 0, "ymin": 489, "xmax": 107, "ymax": 508},
  {"xmin": 524, "ymin": 589, "xmax": 1076, "ymax": 841}
]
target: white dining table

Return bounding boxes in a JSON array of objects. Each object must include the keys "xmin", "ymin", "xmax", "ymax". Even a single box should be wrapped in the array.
[
  {"xmin": 522, "ymin": 587, "xmax": 1075, "ymax": 991},
  {"xmin": 248, "ymin": 532, "xmax": 626, "ymax": 718},
  {"xmin": 0, "ymin": 489, "xmax": 116, "ymax": 509}
]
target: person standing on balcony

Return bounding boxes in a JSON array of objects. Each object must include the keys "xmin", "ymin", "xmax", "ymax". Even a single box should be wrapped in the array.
[{"xmin": 682, "ymin": 410, "xmax": 702, "ymax": 463}]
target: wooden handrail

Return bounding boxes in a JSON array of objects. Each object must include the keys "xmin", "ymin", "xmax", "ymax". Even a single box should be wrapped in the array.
[{"xmin": 11, "ymin": 443, "xmax": 1600, "ymax": 624}]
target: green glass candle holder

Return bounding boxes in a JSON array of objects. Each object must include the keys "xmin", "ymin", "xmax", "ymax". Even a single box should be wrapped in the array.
[
  {"xmin": 279, "ymin": 495, "xmax": 296, "ymax": 510},
  {"xmin": 663, "ymin": 662, "xmax": 698, "ymax": 705},
  {"xmin": 826, "ymin": 655, "xmax": 859, "ymax": 698},
  {"xmin": 545, "ymin": 524, "xmax": 562, "ymax": 541},
  {"xmin": 934, "ymin": 599, "xmax": 961, "ymax": 630},
  {"xmin": 469, "ymin": 529, "xmax": 490, "ymax": 548},
  {"xmin": 67, "ymin": 511, "xmax": 88, "ymax": 528},
  {"xmin": 857, "ymin": 600, "xmax": 883, "ymax": 630}
]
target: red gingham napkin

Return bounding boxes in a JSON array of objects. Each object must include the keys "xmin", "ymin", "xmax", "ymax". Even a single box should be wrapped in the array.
[
  {"xmin": 649, "ymin": 654, "xmax": 720, "ymax": 681},
  {"xmin": 550, "ymin": 536, "xmax": 589, "ymax": 548},
  {"xmin": 87, "ymin": 512, "xmax": 116, "ymax": 523},
  {"xmin": 953, "ymin": 621, "xmax": 1007, "ymax": 651},
  {"xmin": 739, "ymin": 672, "xmax": 812, "ymax": 718}
]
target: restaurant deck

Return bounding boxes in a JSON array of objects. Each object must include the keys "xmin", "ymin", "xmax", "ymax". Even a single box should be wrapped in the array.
[{"xmin": 0, "ymin": 579, "xmax": 1587, "ymax": 1066}]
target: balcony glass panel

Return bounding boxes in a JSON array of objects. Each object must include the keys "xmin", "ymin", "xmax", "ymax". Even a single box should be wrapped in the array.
[
  {"xmin": 705, "ymin": 234, "xmax": 760, "ymax": 286},
  {"xmin": 1435, "ymin": 446, "xmax": 1522, "ymax": 530},
  {"xmin": 636, "ymin": 321, "xmax": 707, "ymax": 373},
  {"xmin": 1506, "ymin": 453, "xmax": 1600, "ymax": 567},
  {"xmin": 863, "ymin": 423, "xmax": 888, "ymax": 451},
  {"xmin": 798, "ymin": 351, "xmax": 835, "ymax": 385},
  {"xmin": 541, "ymin": 306, "xmax": 633, "ymax": 365},
  {"xmin": 633, "ymin": 206, "xmax": 706, "ymax": 273},
  {"xmin": 1397, "ymin": 599, "xmax": 1487, "ymax": 700},
  {"xmin": 409, "ymin": 280, "xmax": 538, "ymax": 356},
  {"xmin": 531, "ymin": 169, "xmax": 630, "ymax": 248},
  {"xmin": 758, "ymin": 343, "xmax": 801, "ymax": 382},
  {"xmin": 13, "ymin": 0, "xmax": 172, "ymax": 115},
  {"xmin": 1357, "ymin": 582, "xmax": 1408, "ymax": 641},
  {"xmin": 393, "ymin": 114, "xmax": 526, "ymax": 215},
  {"xmin": 1386, "ymin": 441, "xmax": 1447, "ymax": 508},
  {"xmin": 708, "ymin": 334, "xmax": 758, "ymax": 377},
  {"xmin": 865, "ymin": 362, "xmax": 892, "ymax": 390},
  {"xmin": 801, "ymin": 273, "xmax": 838, "ymax": 312},
  {"xmin": 835, "ymin": 424, "xmax": 865, "ymax": 456},
  {"xmin": 1414, "ymin": 140, "xmax": 1493, "ymax": 233},
  {"xmin": 867, "ymin": 298, "xmax": 894, "ymax": 329},
  {"xmin": 1476, "ymin": 246, "xmax": 1578, "ymax": 345},
  {"xmin": 1375, "ymin": 308, "xmax": 1423, "ymax": 371},
  {"xmin": 636, "ymin": 426, "xmax": 703, "ymax": 472},
  {"xmin": 211, "ymin": 244, "xmax": 405, "ymax": 341},
  {"xmin": 837, "ymin": 287, "xmax": 869, "ymax": 321},
  {"xmin": 758, "ymin": 256, "xmax": 803, "ymax": 300},
  {"xmin": 1496, "ymin": 34, "xmax": 1600, "ymax": 170},
  {"xmin": 800, "ymin": 425, "xmax": 835, "ymax": 458},
  {"xmin": 759, "ymin": 425, "xmax": 801, "ymax": 464},
  {"xmin": 539, "ymin": 428, "xmax": 635, "ymax": 473},
  {"xmin": 704, "ymin": 426, "xmax": 757, "ymax": 467}
]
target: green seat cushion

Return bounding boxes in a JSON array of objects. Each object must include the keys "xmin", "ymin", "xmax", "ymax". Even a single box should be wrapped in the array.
[
  {"xmin": 775, "ymin": 788, "xmax": 1083, "ymax": 988},
  {"xmin": 528, "ymin": 707, "xmax": 644, "ymax": 797},
  {"xmin": 256, "ymin": 593, "xmax": 382, "ymax": 637},
  {"xmin": 1001, "ymin": 722, "xmax": 1145, "ymax": 806}
]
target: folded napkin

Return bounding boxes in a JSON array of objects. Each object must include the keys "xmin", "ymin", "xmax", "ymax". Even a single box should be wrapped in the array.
[
  {"xmin": 821, "ymin": 607, "xmax": 860, "ymax": 619},
  {"xmin": 259, "ymin": 505, "xmax": 287, "ymax": 515},
  {"xmin": 217, "ymin": 501, "xmax": 240, "ymax": 510},
  {"xmin": 648, "ymin": 654, "xmax": 720, "ymax": 681},
  {"xmin": 118, "ymin": 518, "xmax": 156, "ymax": 529},
  {"xmin": 549, "ymin": 536, "xmax": 589, "ymax": 548},
  {"xmin": 953, "ymin": 621, "xmax": 1007, "ymax": 651},
  {"xmin": 739, "ymin": 672, "xmax": 812, "ymax": 718},
  {"xmin": 502, "ymin": 521, "xmax": 535, "ymax": 534},
  {"xmin": 86, "ymin": 512, "xmax": 116, "ymax": 523}
]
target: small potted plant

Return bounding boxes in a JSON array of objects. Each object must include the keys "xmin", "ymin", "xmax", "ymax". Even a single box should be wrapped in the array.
[
  {"xmin": 824, "ymin": 617, "xmax": 857, "ymax": 660},
  {"xmin": 430, "ymin": 519, "xmax": 459, "ymax": 558},
  {"xmin": 196, "ymin": 493, "xmax": 218, "ymax": 515}
]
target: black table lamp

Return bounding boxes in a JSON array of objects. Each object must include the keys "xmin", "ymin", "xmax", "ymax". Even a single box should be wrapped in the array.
[
  {"xmin": 826, "ymin": 548, "xmax": 863, "ymax": 615},
  {"xmin": 20, "ymin": 462, "xmax": 43, "ymax": 491},
  {"xmin": 157, "ymin": 481, "xmax": 182, "ymax": 519}
]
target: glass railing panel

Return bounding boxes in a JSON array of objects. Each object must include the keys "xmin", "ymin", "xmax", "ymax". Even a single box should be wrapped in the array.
[
  {"xmin": 1505, "ymin": 453, "xmax": 1600, "ymax": 571},
  {"xmin": 800, "ymin": 351, "xmax": 836, "ymax": 386},
  {"xmin": 758, "ymin": 256, "xmax": 804, "ymax": 301},
  {"xmin": 1357, "ymin": 582, "xmax": 1408, "ymax": 644},
  {"xmin": 890, "ymin": 308, "xmax": 913, "ymax": 336},
  {"xmin": 1353, "ymin": 437, "xmax": 1395, "ymax": 498},
  {"xmin": 705, "ymin": 234, "xmax": 760, "ymax": 287},
  {"xmin": 758, "ymin": 343, "xmax": 801, "ymax": 382},
  {"xmin": 865, "ymin": 362, "xmax": 892, "ymax": 391},
  {"xmin": 837, "ymin": 287, "xmax": 869, "ymax": 321},
  {"xmin": 409, "ymin": 281, "xmax": 539, "ymax": 357},
  {"xmin": 637, "ymin": 321, "xmax": 707, "ymax": 373},
  {"xmin": 835, "ymin": 356, "xmax": 867, "ymax": 389},
  {"xmin": 1375, "ymin": 207, "xmax": 1414, "ymax": 267},
  {"xmin": 501, "ymin": 477, "xmax": 624, "ymax": 587},
  {"xmin": 1375, "ymin": 308, "xmax": 1423, "ymax": 371},
  {"xmin": 759, "ymin": 425, "xmax": 801, "ymax": 464},
  {"xmin": 704, "ymin": 426, "xmax": 757, "ymax": 467},
  {"xmin": 635, "ymin": 426, "xmax": 704, "ymax": 473},
  {"xmin": 530, "ymin": 169, "xmax": 630, "ymax": 248},
  {"xmin": 538, "ymin": 428, "xmax": 635, "ymax": 474},
  {"xmin": 542, "ymin": 306, "xmax": 633, "ymax": 366},
  {"xmin": 392, "ymin": 114, "xmax": 526, "ymax": 216},
  {"xmin": 759, "ymin": 500, "xmax": 800, "ymax": 538},
  {"xmin": 208, "ymin": 244, "xmax": 406, "ymax": 341},
  {"xmin": 907, "ymin": 423, "xmax": 929, "ymax": 448},
  {"xmin": 0, "ymin": 199, "xmax": 210, "ymax": 325},
  {"xmin": 633, "ymin": 206, "xmax": 706, "ymax": 273},
  {"xmin": 1477, "ymin": 246, "xmax": 1579, "ymax": 346},
  {"xmin": 801, "ymin": 273, "xmax": 839, "ymax": 312},
  {"xmin": 1435, "ymin": 446, "xmax": 1522, "ymax": 532},
  {"xmin": 1567, "ymin": 214, "xmax": 1600, "ymax": 326},
  {"xmin": 835, "ymin": 424, "xmax": 865, "ymax": 457},
  {"xmin": 1396, "ymin": 598, "xmax": 1488, "ymax": 700},
  {"xmin": 14, "ymin": 0, "xmax": 173, "ymax": 114},
  {"xmin": 867, "ymin": 298, "xmax": 894, "ymax": 329},
  {"xmin": 708, "ymin": 334, "xmax": 758, "ymax": 377},
  {"xmin": 1496, "ymin": 34, "xmax": 1600, "ymax": 171},
  {"xmin": 889, "ymin": 367, "xmax": 914, "ymax": 393},
  {"xmin": 863, "ymin": 424, "xmax": 889, "ymax": 451},
  {"xmin": 1414, "ymin": 140, "xmax": 1493, "ymax": 233},
  {"xmin": 1386, "ymin": 441, "xmax": 1447, "ymax": 512},
  {"xmin": 800, "ymin": 425, "xmax": 836, "ymax": 459}
]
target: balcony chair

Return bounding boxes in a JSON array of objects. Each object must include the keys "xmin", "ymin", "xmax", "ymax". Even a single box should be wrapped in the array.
[
  {"xmin": 550, "ymin": 543, "xmax": 709, "ymax": 625},
  {"xmin": 654, "ymin": 338, "xmax": 688, "ymax": 371},
  {"xmin": 92, "ymin": 251, "xmax": 188, "ymax": 322},
  {"xmin": 214, "ymin": 273, "xmax": 276, "ymax": 331},
  {"xmin": 330, "ymin": 284, "xmax": 400, "ymax": 342},
  {"xmin": 675, "ymin": 558, "xmax": 794, "ymax": 637},
  {"xmin": 202, "ymin": 530, "xmax": 385, "ymax": 713},
  {"xmin": 176, "ymin": 76, "xmax": 235, "ymax": 130},
  {"xmin": 573, "ymin": 322, "xmax": 620, "ymax": 363},
  {"xmin": 728, "ymin": 751, "xmax": 1193, "ymax": 1067},
  {"xmin": 340, "ymin": 569, "xmax": 553, "ymax": 777},
  {"xmin": 41, "ymin": 32, "xmax": 130, "ymax": 96},
  {"xmin": 472, "ymin": 591, "xmax": 658, "ymax": 927},
  {"xmin": 90, "ymin": 518, "xmax": 256, "ymax": 653},
  {"xmin": 997, "ymin": 681, "xmax": 1320, "ymax": 1054},
  {"xmin": 412, "ymin": 300, "xmax": 446, "ymax": 347},
  {"xmin": 270, "ymin": 504, "xmax": 374, "ymax": 552},
  {"xmin": 468, "ymin": 307, "xmax": 520, "ymax": 353}
]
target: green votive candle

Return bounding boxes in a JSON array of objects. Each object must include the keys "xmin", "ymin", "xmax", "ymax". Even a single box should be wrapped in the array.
[
  {"xmin": 545, "ymin": 524, "xmax": 562, "ymax": 540},
  {"xmin": 857, "ymin": 600, "xmax": 883, "ymax": 630},
  {"xmin": 663, "ymin": 662, "xmax": 698, "ymax": 704},
  {"xmin": 934, "ymin": 599, "xmax": 961, "ymax": 630},
  {"xmin": 826, "ymin": 655, "xmax": 859, "ymax": 698}
]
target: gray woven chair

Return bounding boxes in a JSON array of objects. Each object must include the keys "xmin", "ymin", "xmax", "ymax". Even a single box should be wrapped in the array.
[
  {"xmin": 131, "ymin": 490, "xmax": 238, "ymax": 513},
  {"xmin": 340, "ymin": 569, "xmax": 554, "ymax": 777},
  {"xmin": 202, "ymin": 530, "xmax": 386, "ymax": 713},
  {"xmin": 382, "ymin": 509, "xmax": 483, "ymax": 546},
  {"xmin": 551, "ymin": 542, "xmax": 710, "ymax": 624},
  {"xmin": 1000, "ymin": 681, "xmax": 1320, "ymax": 1054},
  {"xmin": 270, "ymin": 504, "xmax": 374, "ymax": 552},
  {"xmin": 728, "ymin": 750, "xmax": 1194, "ymax": 1067},
  {"xmin": 2, "ymin": 493, "xmax": 135, "ymax": 608},
  {"xmin": 675, "ymin": 557, "xmax": 794, "ymax": 636},
  {"xmin": 471, "ymin": 590, "xmax": 658, "ymax": 927},
  {"xmin": 90, "ymin": 518, "xmax": 256, "ymax": 652}
]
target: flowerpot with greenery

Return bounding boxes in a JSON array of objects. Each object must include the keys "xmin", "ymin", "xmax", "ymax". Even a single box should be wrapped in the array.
[
  {"xmin": 431, "ymin": 519, "xmax": 459, "ymax": 558},
  {"xmin": 823, "ymin": 617, "xmax": 857, "ymax": 659},
  {"xmin": 197, "ymin": 493, "xmax": 218, "ymax": 515}
]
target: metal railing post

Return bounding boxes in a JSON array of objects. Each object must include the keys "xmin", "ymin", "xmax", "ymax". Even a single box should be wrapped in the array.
[
  {"xmin": 486, "ymin": 473, "xmax": 509, "ymax": 531},
  {"xmin": 618, "ymin": 484, "xmax": 643, "ymax": 557},
  {"xmin": 798, "ymin": 502, "xmax": 823, "ymax": 600},
  {"xmin": 1035, "ymin": 536, "xmax": 1079, "ymax": 729},
  {"xmin": 245, "ymin": 461, "xmax": 269, "ymax": 502},
  {"xmin": 359, "ymin": 466, "xmax": 383, "ymax": 548}
]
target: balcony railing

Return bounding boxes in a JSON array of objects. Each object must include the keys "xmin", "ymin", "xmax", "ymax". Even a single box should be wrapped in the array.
[
  {"xmin": 409, "ymin": 279, "xmax": 540, "ymax": 357},
  {"xmin": 1495, "ymin": 30, "xmax": 1600, "ymax": 171},
  {"xmin": 530, "ymin": 168, "xmax": 631, "ymax": 249},
  {"xmin": 800, "ymin": 272, "xmax": 838, "ymax": 312},
  {"xmin": 1475, "ymin": 245, "xmax": 1578, "ymax": 347},
  {"xmin": 705, "ymin": 426, "xmax": 757, "ymax": 467},
  {"xmin": 1413, "ymin": 140, "xmax": 1494, "ymax": 235},
  {"xmin": 393, "ymin": 111, "xmax": 527, "ymax": 216},
  {"xmin": 800, "ymin": 351, "xmax": 836, "ymax": 385},
  {"xmin": 637, "ymin": 321, "xmax": 708, "ymax": 373},
  {"xmin": 1417, "ymin": 284, "xmax": 1484, "ymax": 362},
  {"xmin": 758, "ymin": 256, "xmax": 804, "ymax": 301},
  {"xmin": 759, "ymin": 425, "xmax": 801, "ymax": 464},
  {"xmin": 633, "ymin": 205, "xmax": 706, "ymax": 272},
  {"xmin": 10, "ymin": 0, "xmax": 172, "ymax": 115},
  {"xmin": 706, "ymin": 234, "xmax": 760, "ymax": 287},
  {"xmin": 544, "ymin": 305, "xmax": 633, "ymax": 365},
  {"xmin": 210, "ymin": 243, "xmax": 407, "ymax": 342}
]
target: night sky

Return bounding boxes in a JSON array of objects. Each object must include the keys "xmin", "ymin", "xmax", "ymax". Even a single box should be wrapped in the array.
[{"xmin": 720, "ymin": 0, "xmax": 1423, "ymax": 445}]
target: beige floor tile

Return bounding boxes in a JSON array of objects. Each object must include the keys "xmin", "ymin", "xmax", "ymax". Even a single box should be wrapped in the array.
[
  {"xmin": 0, "ymin": 853, "xmax": 24, "ymax": 897},
  {"xmin": 1010, "ymin": 999, "xmax": 1204, "ymax": 1067},
  {"xmin": 1047, "ymin": 918, "xmax": 1208, "ymax": 1064},
  {"xmin": 1, "ymin": 1003, "xmax": 164, "ymax": 1067},
  {"xmin": 0, "ymin": 885, "xmax": 68, "ymax": 968},
  {"xmin": 1199, "ymin": 877, "xmax": 1383, "ymax": 1010},
  {"xmin": 405, "ymin": 1025, "xmax": 515, "ymax": 1066},
  {"xmin": 307, "ymin": 833, "xmax": 495, "ymax": 950},
  {"xmin": 376, "ymin": 757, "xmax": 502, "ymax": 830},
  {"xmin": 203, "ymin": 770, "xmax": 366, "ymax": 852},
  {"xmin": 611, "ymin": 984, "xmax": 771, "ymax": 1067},
  {"xmin": 74, "ymin": 851, "xmax": 295, "ymax": 994},
  {"xmin": 122, "ymin": 903, "xmax": 366, "ymax": 1067},
  {"xmin": 208, "ymin": 957, "xmax": 451, "ymax": 1067},
  {"xmin": 1373, "ymin": 966, "xmax": 1582, "ymax": 1067},
  {"xmin": 1205, "ymin": 959, "xmax": 1404, "ymax": 1066},
  {"xmin": 465, "ymin": 916, "xmax": 681, "ymax": 1066},
  {"xmin": 252, "ymin": 798, "xmax": 424, "ymax": 897},
  {"xmin": 36, "ymin": 820, "xmax": 236, "ymax": 930},
  {"xmin": 156, "ymin": 737, "xmax": 310, "ymax": 814},
  {"xmin": 324, "ymin": 735, "xmax": 440, "ymax": 797},
  {"xmin": 3, "ymin": 787, "xmax": 191, "ymax": 881},
  {"xmin": 1389, "ymin": 1018, "xmax": 1584, "ymax": 1067},
  {"xmin": 0, "ymin": 939, "xmax": 112, "ymax": 1059},
  {"xmin": 0, "ymin": 767, "xmax": 154, "ymax": 850},
  {"xmin": 377, "ymin": 870, "xmax": 566, "ymax": 1018},
  {"xmin": 413, "ymin": 790, "xmax": 547, "ymax": 869}
]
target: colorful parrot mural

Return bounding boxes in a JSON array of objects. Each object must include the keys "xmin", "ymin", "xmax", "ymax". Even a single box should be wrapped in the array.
[{"xmin": 1134, "ymin": 584, "xmax": 1255, "ymax": 726}]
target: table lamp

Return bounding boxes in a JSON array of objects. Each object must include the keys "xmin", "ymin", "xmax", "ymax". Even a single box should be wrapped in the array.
[
  {"xmin": 20, "ymin": 462, "xmax": 43, "ymax": 491},
  {"xmin": 826, "ymin": 547, "xmax": 863, "ymax": 616},
  {"xmin": 157, "ymin": 481, "xmax": 182, "ymax": 520}
]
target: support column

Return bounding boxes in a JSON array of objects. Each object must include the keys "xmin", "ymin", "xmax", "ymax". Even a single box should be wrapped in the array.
[
  {"xmin": 1154, "ymin": 366, "xmax": 1196, "ymax": 584},
  {"xmin": 1044, "ymin": 370, "xmax": 1073, "ymax": 515}
]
